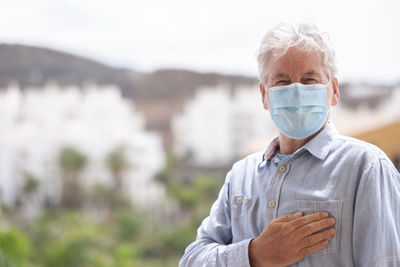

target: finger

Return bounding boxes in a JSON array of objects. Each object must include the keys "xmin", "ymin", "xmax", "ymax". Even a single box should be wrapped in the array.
[
  {"xmin": 297, "ymin": 217, "xmax": 336, "ymax": 238},
  {"xmin": 298, "ymin": 227, "xmax": 336, "ymax": 248},
  {"xmin": 275, "ymin": 212, "xmax": 303, "ymax": 222},
  {"xmin": 289, "ymin": 211, "xmax": 330, "ymax": 229},
  {"xmin": 298, "ymin": 239, "xmax": 329, "ymax": 259}
]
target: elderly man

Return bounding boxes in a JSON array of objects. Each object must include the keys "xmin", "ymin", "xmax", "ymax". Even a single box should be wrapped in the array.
[{"xmin": 180, "ymin": 23, "xmax": 400, "ymax": 266}]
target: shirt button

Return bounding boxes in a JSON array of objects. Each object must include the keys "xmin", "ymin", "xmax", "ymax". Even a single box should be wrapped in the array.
[
  {"xmin": 237, "ymin": 197, "xmax": 243, "ymax": 204},
  {"xmin": 268, "ymin": 200, "xmax": 276, "ymax": 208},
  {"xmin": 279, "ymin": 165, "xmax": 286, "ymax": 173}
]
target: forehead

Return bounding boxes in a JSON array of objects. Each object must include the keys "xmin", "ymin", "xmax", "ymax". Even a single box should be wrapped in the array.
[{"xmin": 267, "ymin": 48, "xmax": 325, "ymax": 79}]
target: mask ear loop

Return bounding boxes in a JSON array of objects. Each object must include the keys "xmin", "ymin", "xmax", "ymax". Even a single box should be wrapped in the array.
[
  {"xmin": 264, "ymin": 88, "xmax": 269, "ymax": 110},
  {"xmin": 324, "ymin": 79, "xmax": 334, "ymax": 126}
]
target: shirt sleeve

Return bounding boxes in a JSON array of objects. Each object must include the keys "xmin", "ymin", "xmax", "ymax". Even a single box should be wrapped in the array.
[
  {"xmin": 352, "ymin": 157, "xmax": 400, "ymax": 266},
  {"xmin": 179, "ymin": 170, "xmax": 252, "ymax": 267}
]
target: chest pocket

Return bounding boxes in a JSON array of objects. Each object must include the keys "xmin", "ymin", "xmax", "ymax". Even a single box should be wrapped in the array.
[
  {"xmin": 294, "ymin": 199, "xmax": 343, "ymax": 257},
  {"xmin": 230, "ymin": 196, "xmax": 256, "ymax": 242}
]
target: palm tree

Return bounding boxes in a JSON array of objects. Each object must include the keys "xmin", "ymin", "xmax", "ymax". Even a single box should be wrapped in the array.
[
  {"xmin": 59, "ymin": 146, "xmax": 87, "ymax": 209},
  {"xmin": 106, "ymin": 147, "xmax": 128, "ymax": 192},
  {"xmin": 23, "ymin": 173, "xmax": 39, "ymax": 196},
  {"xmin": 105, "ymin": 147, "xmax": 130, "ymax": 208}
]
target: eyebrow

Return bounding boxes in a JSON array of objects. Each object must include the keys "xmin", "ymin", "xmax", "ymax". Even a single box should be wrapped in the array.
[
  {"xmin": 271, "ymin": 73, "xmax": 290, "ymax": 81},
  {"xmin": 302, "ymin": 70, "xmax": 322, "ymax": 77},
  {"xmin": 270, "ymin": 70, "xmax": 324, "ymax": 83}
]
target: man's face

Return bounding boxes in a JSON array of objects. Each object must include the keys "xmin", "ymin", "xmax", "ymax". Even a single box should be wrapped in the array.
[{"xmin": 260, "ymin": 47, "xmax": 339, "ymax": 113}]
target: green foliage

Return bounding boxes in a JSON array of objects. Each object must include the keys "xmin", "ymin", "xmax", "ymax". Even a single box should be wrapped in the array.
[
  {"xmin": 106, "ymin": 147, "xmax": 129, "ymax": 173},
  {"xmin": 164, "ymin": 171, "xmax": 224, "ymax": 212},
  {"xmin": 114, "ymin": 242, "xmax": 138, "ymax": 267},
  {"xmin": 160, "ymin": 224, "xmax": 197, "ymax": 254},
  {"xmin": 0, "ymin": 154, "xmax": 227, "ymax": 267},
  {"xmin": 23, "ymin": 173, "xmax": 40, "ymax": 195},
  {"xmin": 0, "ymin": 252, "xmax": 16, "ymax": 267},
  {"xmin": 0, "ymin": 227, "xmax": 31, "ymax": 267},
  {"xmin": 59, "ymin": 146, "xmax": 87, "ymax": 172},
  {"xmin": 193, "ymin": 173, "xmax": 222, "ymax": 200},
  {"xmin": 105, "ymin": 147, "xmax": 130, "ymax": 200},
  {"xmin": 58, "ymin": 146, "xmax": 87, "ymax": 209},
  {"xmin": 24, "ymin": 212, "xmax": 138, "ymax": 267},
  {"xmin": 41, "ymin": 216, "xmax": 102, "ymax": 267},
  {"xmin": 170, "ymin": 184, "xmax": 200, "ymax": 210},
  {"xmin": 157, "ymin": 154, "xmax": 225, "ymax": 212},
  {"xmin": 154, "ymin": 169, "xmax": 169, "ymax": 184},
  {"xmin": 115, "ymin": 210, "xmax": 142, "ymax": 241}
]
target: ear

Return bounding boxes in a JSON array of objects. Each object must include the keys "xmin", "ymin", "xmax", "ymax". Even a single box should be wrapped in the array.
[
  {"xmin": 330, "ymin": 77, "xmax": 340, "ymax": 106},
  {"xmin": 259, "ymin": 83, "xmax": 269, "ymax": 110}
]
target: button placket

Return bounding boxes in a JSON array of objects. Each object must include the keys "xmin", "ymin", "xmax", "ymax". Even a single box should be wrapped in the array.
[
  {"xmin": 271, "ymin": 163, "xmax": 290, "ymax": 218},
  {"xmin": 265, "ymin": 169, "xmax": 279, "ymax": 221}
]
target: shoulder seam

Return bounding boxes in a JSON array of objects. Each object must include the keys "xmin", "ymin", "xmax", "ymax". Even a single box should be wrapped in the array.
[{"xmin": 334, "ymin": 135, "xmax": 384, "ymax": 159}]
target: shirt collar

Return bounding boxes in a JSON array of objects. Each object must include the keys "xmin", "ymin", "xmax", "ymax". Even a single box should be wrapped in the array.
[
  {"xmin": 263, "ymin": 137, "xmax": 280, "ymax": 162},
  {"xmin": 263, "ymin": 122, "xmax": 338, "ymax": 162}
]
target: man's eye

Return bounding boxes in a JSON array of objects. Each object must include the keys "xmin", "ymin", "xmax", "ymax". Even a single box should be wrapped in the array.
[
  {"xmin": 304, "ymin": 78, "xmax": 318, "ymax": 84},
  {"xmin": 276, "ymin": 80, "xmax": 290, "ymax": 85}
]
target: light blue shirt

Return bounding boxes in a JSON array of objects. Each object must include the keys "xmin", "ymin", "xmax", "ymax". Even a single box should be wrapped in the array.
[{"xmin": 180, "ymin": 123, "xmax": 400, "ymax": 267}]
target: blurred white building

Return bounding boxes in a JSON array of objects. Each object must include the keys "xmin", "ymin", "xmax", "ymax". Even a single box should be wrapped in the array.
[
  {"xmin": 172, "ymin": 84, "xmax": 277, "ymax": 167},
  {"xmin": 0, "ymin": 82, "xmax": 165, "ymax": 213},
  {"xmin": 331, "ymin": 86, "xmax": 400, "ymax": 136}
]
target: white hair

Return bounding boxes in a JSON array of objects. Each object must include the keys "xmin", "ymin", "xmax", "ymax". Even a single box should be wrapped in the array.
[{"xmin": 256, "ymin": 23, "xmax": 338, "ymax": 85}]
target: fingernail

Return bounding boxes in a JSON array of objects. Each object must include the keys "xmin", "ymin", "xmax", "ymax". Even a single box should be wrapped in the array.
[
  {"xmin": 322, "ymin": 212, "xmax": 329, "ymax": 217},
  {"xmin": 295, "ymin": 212, "xmax": 302, "ymax": 217}
]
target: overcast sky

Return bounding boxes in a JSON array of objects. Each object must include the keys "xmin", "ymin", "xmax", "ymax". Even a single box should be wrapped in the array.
[{"xmin": 0, "ymin": 0, "xmax": 399, "ymax": 84}]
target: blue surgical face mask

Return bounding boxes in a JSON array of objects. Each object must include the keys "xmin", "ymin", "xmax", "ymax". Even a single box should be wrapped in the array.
[{"xmin": 266, "ymin": 82, "xmax": 328, "ymax": 139}]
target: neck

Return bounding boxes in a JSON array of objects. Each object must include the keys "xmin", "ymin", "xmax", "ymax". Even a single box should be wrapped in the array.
[{"xmin": 278, "ymin": 123, "xmax": 327, "ymax": 154}]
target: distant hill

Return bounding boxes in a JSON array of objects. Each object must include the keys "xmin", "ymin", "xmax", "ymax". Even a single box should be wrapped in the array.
[
  {"xmin": 0, "ymin": 44, "xmax": 138, "ymax": 91},
  {"xmin": 135, "ymin": 68, "xmax": 257, "ymax": 99},
  {"xmin": 0, "ymin": 44, "xmax": 257, "ymax": 98}
]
